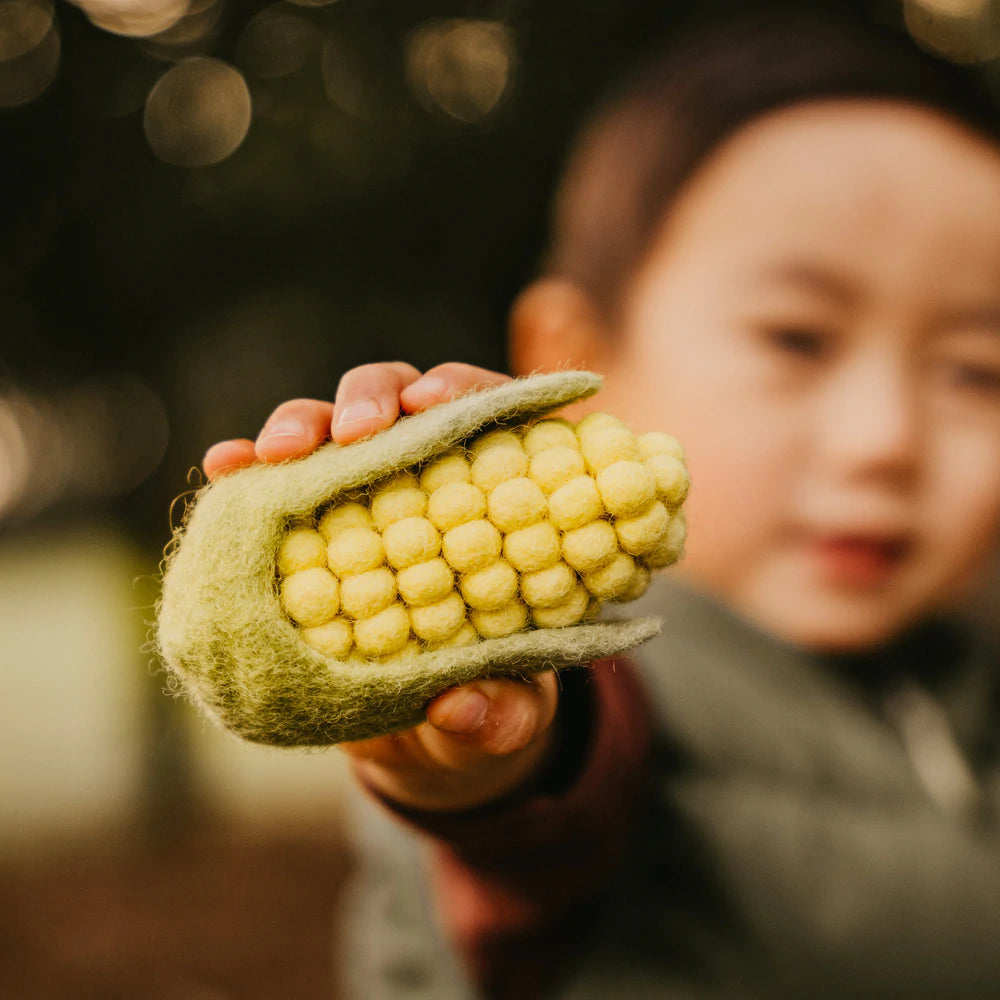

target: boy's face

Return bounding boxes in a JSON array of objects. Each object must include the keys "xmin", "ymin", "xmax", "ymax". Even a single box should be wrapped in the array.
[{"xmin": 604, "ymin": 100, "xmax": 1000, "ymax": 651}]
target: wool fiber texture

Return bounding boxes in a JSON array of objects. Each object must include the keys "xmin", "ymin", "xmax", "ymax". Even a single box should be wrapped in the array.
[{"xmin": 157, "ymin": 371, "xmax": 670, "ymax": 747}]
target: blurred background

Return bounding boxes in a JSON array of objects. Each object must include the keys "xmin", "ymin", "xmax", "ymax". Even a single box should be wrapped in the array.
[{"xmin": 1, "ymin": 0, "xmax": 998, "ymax": 996}]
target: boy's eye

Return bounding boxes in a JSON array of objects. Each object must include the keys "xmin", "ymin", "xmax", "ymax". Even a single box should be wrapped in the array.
[
  {"xmin": 763, "ymin": 326, "xmax": 829, "ymax": 358},
  {"xmin": 945, "ymin": 361, "xmax": 1000, "ymax": 397}
]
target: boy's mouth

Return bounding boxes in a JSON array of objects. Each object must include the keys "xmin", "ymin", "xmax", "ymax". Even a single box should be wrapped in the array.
[{"xmin": 810, "ymin": 533, "xmax": 912, "ymax": 587}]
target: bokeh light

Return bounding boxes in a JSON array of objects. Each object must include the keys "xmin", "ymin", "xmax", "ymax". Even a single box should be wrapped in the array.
[
  {"xmin": 904, "ymin": 0, "xmax": 1000, "ymax": 62},
  {"xmin": 0, "ymin": 0, "xmax": 59, "ymax": 107},
  {"xmin": 73, "ymin": 0, "xmax": 190, "ymax": 39},
  {"xmin": 405, "ymin": 18, "xmax": 514, "ymax": 124},
  {"xmin": 236, "ymin": 4, "xmax": 322, "ymax": 80},
  {"xmin": 143, "ymin": 57, "xmax": 252, "ymax": 167}
]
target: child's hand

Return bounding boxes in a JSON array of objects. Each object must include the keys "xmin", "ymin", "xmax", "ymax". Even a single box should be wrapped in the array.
[{"xmin": 202, "ymin": 362, "xmax": 563, "ymax": 812}]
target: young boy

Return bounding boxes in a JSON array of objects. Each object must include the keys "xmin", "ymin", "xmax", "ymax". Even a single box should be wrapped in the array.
[{"xmin": 203, "ymin": 7, "xmax": 1000, "ymax": 998}]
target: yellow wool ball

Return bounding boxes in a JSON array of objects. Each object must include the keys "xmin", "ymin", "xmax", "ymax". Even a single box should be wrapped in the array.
[
  {"xmin": 419, "ymin": 451, "xmax": 471, "ymax": 493},
  {"xmin": 637, "ymin": 431, "xmax": 685, "ymax": 461},
  {"xmin": 582, "ymin": 552, "xmax": 637, "ymax": 601},
  {"xmin": 382, "ymin": 517, "xmax": 441, "ymax": 569},
  {"xmin": 396, "ymin": 558, "xmax": 455, "ymax": 606},
  {"xmin": 520, "ymin": 561, "xmax": 577, "ymax": 608},
  {"xmin": 618, "ymin": 564, "xmax": 652, "ymax": 603},
  {"xmin": 460, "ymin": 558, "xmax": 518, "ymax": 611},
  {"xmin": 503, "ymin": 520, "xmax": 562, "ymax": 573},
  {"xmin": 300, "ymin": 618, "xmax": 353, "ymax": 658},
  {"xmin": 470, "ymin": 444, "xmax": 529, "ymax": 493},
  {"xmin": 561, "ymin": 520, "xmax": 619, "ymax": 573},
  {"xmin": 470, "ymin": 599, "xmax": 528, "ymax": 639},
  {"xmin": 439, "ymin": 621, "xmax": 478, "ymax": 647},
  {"xmin": 318, "ymin": 502, "xmax": 371, "ymax": 540},
  {"xmin": 427, "ymin": 481, "xmax": 486, "ymax": 532},
  {"xmin": 281, "ymin": 567, "xmax": 340, "ymax": 627},
  {"xmin": 441, "ymin": 519, "xmax": 503, "ymax": 573},
  {"xmin": 574, "ymin": 412, "xmax": 623, "ymax": 435},
  {"xmin": 353, "ymin": 602, "xmax": 411, "ymax": 657},
  {"xmin": 277, "ymin": 528, "xmax": 328, "ymax": 576},
  {"xmin": 326, "ymin": 526, "xmax": 384, "ymax": 576},
  {"xmin": 596, "ymin": 461, "xmax": 656, "ymax": 518},
  {"xmin": 530, "ymin": 582, "xmax": 590, "ymax": 629},
  {"xmin": 647, "ymin": 510, "xmax": 687, "ymax": 568},
  {"xmin": 523, "ymin": 418, "xmax": 578, "ymax": 455},
  {"xmin": 468, "ymin": 428, "xmax": 522, "ymax": 457},
  {"xmin": 528, "ymin": 446, "xmax": 586, "ymax": 494},
  {"xmin": 487, "ymin": 477, "xmax": 547, "ymax": 533},
  {"xmin": 370, "ymin": 482, "xmax": 427, "ymax": 530},
  {"xmin": 409, "ymin": 591, "xmax": 467, "ymax": 643},
  {"xmin": 340, "ymin": 567, "xmax": 397, "ymax": 619},
  {"xmin": 548, "ymin": 476, "xmax": 605, "ymax": 531},
  {"xmin": 615, "ymin": 499, "xmax": 670, "ymax": 556},
  {"xmin": 579, "ymin": 425, "xmax": 641, "ymax": 474},
  {"xmin": 645, "ymin": 453, "xmax": 690, "ymax": 508}
]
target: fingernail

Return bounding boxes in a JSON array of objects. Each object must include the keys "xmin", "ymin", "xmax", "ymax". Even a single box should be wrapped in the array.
[
  {"xmin": 433, "ymin": 689, "xmax": 489, "ymax": 735},
  {"xmin": 259, "ymin": 418, "xmax": 307, "ymax": 443},
  {"xmin": 415, "ymin": 376, "xmax": 447, "ymax": 397},
  {"xmin": 337, "ymin": 398, "xmax": 380, "ymax": 428}
]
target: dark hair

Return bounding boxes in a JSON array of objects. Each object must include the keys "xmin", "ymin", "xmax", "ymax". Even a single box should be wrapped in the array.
[{"xmin": 545, "ymin": 3, "xmax": 1000, "ymax": 323}]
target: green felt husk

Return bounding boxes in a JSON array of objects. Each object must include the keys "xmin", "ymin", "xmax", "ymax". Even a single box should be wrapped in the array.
[{"xmin": 156, "ymin": 370, "xmax": 662, "ymax": 746}]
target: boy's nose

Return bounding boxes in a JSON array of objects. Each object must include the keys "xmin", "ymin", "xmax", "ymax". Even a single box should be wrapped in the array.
[{"xmin": 816, "ymin": 350, "xmax": 921, "ymax": 487}]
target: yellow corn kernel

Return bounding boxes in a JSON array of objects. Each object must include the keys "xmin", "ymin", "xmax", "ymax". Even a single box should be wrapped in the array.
[
  {"xmin": 470, "ymin": 444, "xmax": 529, "ymax": 493},
  {"xmin": 596, "ymin": 461, "xmax": 656, "ymax": 518},
  {"xmin": 637, "ymin": 430, "xmax": 685, "ymax": 461},
  {"xmin": 530, "ymin": 582, "xmax": 590, "ymax": 629},
  {"xmin": 370, "ymin": 477, "xmax": 427, "ymax": 530},
  {"xmin": 470, "ymin": 599, "xmax": 528, "ymax": 638},
  {"xmin": 300, "ymin": 618, "xmax": 353, "ymax": 658},
  {"xmin": 353, "ymin": 602, "xmax": 411, "ymax": 657},
  {"xmin": 277, "ymin": 528, "xmax": 328, "ymax": 576},
  {"xmin": 487, "ymin": 477, "xmax": 547, "ymax": 533},
  {"xmin": 281, "ymin": 567, "xmax": 340, "ymax": 627},
  {"xmin": 382, "ymin": 516, "xmax": 441, "ymax": 569},
  {"xmin": 326, "ymin": 526, "xmax": 384, "ymax": 576},
  {"xmin": 647, "ymin": 510, "xmax": 686, "ymax": 568},
  {"xmin": 409, "ymin": 592, "xmax": 467, "ymax": 643},
  {"xmin": 548, "ymin": 476, "xmax": 604, "ymax": 531},
  {"xmin": 523, "ymin": 418, "xmax": 578, "ymax": 455},
  {"xmin": 520, "ymin": 561, "xmax": 577, "ymax": 608},
  {"xmin": 614, "ymin": 499, "xmax": 670, "ymax": 556},
  {"xmin": 644, "ymin": 453, "xmax": 690, "ymax": 508},
  {"xmin": 427, "ymin": 481, "xmax": 486, "ymax": 532},
  {"xmin": 441, "ymin": 519, "xmax": 503, "ymax": 573},
  {"xmin": 582, "ymin": 552, "xmax": 636, "ymax": 601},
  {"xmin": 339, "ymin": 567, "xmax": 397, "ymax": 620},
  {"xmin": 503, "ymin": 520, "xmax": 561, "ymax": 572},
  {"xmin": 396, "ymin": 558, "xmax": 454, "ymax": 606},
  {"xmin": 528, "ymin": 446, "xmax": 585, "ymax": 495},
  {"xmin": 318, "ymin": 502, "xmax": 372, "ymax": 540},
  {"xmin": 419, "ymin": 450, "xmax": 471, "ymax": 492},
  {"xmin": 460, "ymin": 558, "xmax": 518, "ymax": 610},
  {"xmin": 579, "ymin": 425, "xmax": 641, "ymax": 473},
  {"xmin": 562, "ymin": 520, "xmax": 619, "ymax": 573}
]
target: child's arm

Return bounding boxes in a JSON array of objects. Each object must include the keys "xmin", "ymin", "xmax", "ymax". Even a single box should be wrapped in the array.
[{"xmin": 203, "ymin": 361, "xmax": 562, "ymax": 812}]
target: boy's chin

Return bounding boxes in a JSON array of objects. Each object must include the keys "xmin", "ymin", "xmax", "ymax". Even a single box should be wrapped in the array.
[{"xmin": 745, "ymin": 592, "xmax": 918, "ymax": 656}]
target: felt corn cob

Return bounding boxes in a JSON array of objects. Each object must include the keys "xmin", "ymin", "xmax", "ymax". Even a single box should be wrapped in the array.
[{"xmin": 156, "ymin": 370, "xmax": 688, "ymax": 746}]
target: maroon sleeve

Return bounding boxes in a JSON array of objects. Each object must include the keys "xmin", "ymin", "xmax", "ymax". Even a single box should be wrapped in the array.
[{"xmin": 376, "ymin": 656, "xmax": 654, "ymax": 1000}]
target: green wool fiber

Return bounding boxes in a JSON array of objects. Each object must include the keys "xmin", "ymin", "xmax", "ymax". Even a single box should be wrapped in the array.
[{"xmin": 156, "ymin": 371, "xmax": 663, "ymax": 747}]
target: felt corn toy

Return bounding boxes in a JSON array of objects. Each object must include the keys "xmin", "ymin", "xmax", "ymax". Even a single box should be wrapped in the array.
[{"xmin": 156, "ymin": 370, "xmax": 688, "ymax": 746}]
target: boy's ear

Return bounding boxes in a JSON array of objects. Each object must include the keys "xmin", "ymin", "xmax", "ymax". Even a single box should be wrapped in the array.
[{"xmin": 508, "ymin": 279, "xmax": 613, "ymax": 377}]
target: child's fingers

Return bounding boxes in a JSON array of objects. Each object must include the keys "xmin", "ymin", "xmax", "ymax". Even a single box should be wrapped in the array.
[
  {"xmin": 341, "ymin": 673, "xmax": 560, "ymax": 810},
  {"xmin": 254, "ymin": 398, "xmax": 336, "ymax": 463},
  {"xmin": 424, "ymin": 673, "xmax": 559, "ymax": 757},
  {"xmin": 399, "ymin": 363, "xmax": 512, "ymax": 414},
  {"xmin": 203, "ymin": 439, "xmax": 258, "ymax": 481},
  {"xmin": 331, "ymin": 361, "xmax": 423, "ymax": 444}
]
